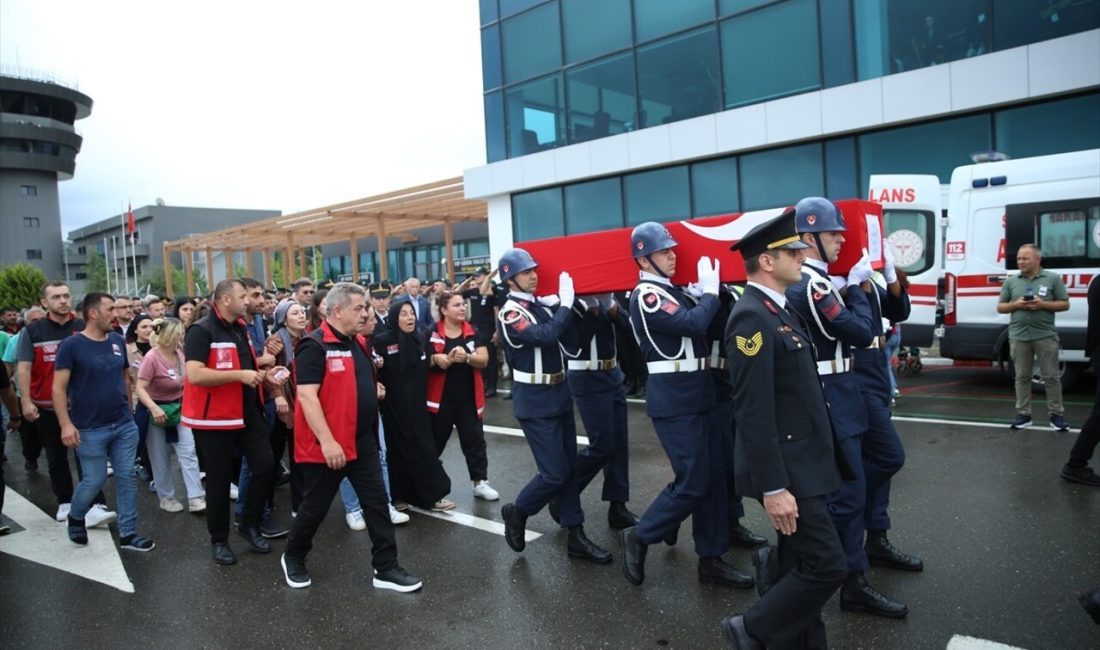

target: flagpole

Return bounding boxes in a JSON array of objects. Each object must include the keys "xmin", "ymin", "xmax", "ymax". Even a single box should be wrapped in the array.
[
  {"xmin": 119, "ymin": 203, "xmax": 129, "ymax": 294},
  {"xmin": 111, "ymin": 236, "xmax": 119, "ymax": 293},
  {"xmin": 103, "ymin": 236, "xmax": 111, "ymax": 294},
  {"xmin": 127, "ymin": 200, "xmax": 138, "ymax": 296}
]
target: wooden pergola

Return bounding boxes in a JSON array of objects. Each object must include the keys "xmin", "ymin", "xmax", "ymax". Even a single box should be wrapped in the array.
[{"xmin": 161, "ymin": 177, "xmax": 486, "ymax": 299}]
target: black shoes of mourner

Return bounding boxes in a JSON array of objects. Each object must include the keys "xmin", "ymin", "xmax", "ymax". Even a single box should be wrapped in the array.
[
  {"xmin": 1061, "ymin": 464, "xmax": 1100, "ymax": 487},
  {"xmin": 730, "ymin": 522, "xmax": 768, "ymax": 548},
  {"xmin": 237, "ymin": 525, "xmax": 273, "ymax": 554},
  {"xmin": 373, "ymin": 565, "xmax": 423, "ymax": 592},
  {"xmin": 663, "ymin": 523, "xmax": 679, "ymax": 546},
  {"xmin": 619, "ymin": 526, "xmax": 648, "ymax": 585},
  {"xmin": 608, "ymin": 502, "xmax": 639, "ymax": 529},
  {"xmin": 501, "ymin": 503, "xmax": 527, "ymax": 552},
  {"xmin": 281, "ymin": 553, "xmax": 311, "ymax": 588},
  {"xmin": 260, "ymin": 518, "xmax": 290, "ymax": 539},
  {"xmin": 547, "ymin": 498, "xmax": 561, "ymax": 525},
  {"xmin": 699, "ymin": 557, "xmax": 755, "ymax": 589},
  {"xmin": 751, "ymin": 545, "xmax": 778, "ymax": 597},
  {"xmin": 719, "ymin": 615, "xmax": 765, "ymax": 650},
  {"xmin": 212, "ymin": 542, "xmax": 238, "ymax": 565},
  {"xmin": 865, "ymin": 531, "xmax": 924, "ymax": 571},
  {"xmin": 840, "ymin": 572, "xmax": 909, "ymax": 618},
  {"xmin": 567, "ymin": 525, "xmax": 613, "ymax": 564}
]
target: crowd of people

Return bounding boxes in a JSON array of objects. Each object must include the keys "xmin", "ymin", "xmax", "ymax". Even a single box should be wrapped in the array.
[{"xmin": 1, "ymin": 198, "xmax": 1098, "ymax": 639}]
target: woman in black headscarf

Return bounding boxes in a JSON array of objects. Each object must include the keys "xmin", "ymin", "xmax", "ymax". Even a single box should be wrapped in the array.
[{"xmin": 373, "ymin": 297, "xmax": 454, "ymax": 511}]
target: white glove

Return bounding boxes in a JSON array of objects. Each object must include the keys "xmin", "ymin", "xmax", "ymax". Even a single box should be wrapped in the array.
[
  {"xmin": 829, "ymin": 275, "xmax": 847, "ymax": 292},
  {"xmin": 684, "ymin": 282, "xmax": 704, "ymax": 299},
  {"xmin": 558, "ymin": 271, "xmax": 575, "ymax": 309},
  {"xmin": 883, "ymin": 245, "xmax": 898, "ymax": 284},
  {"xmin": 598, "ymin": 293, "xmax": 616, "ymax": 311},
  {"xmin": 696, "ymin": 256, "xmax": 720, "ymax": 295},
  {"xmin": 846, "ymin": 249, "xmax": 874, "ymax": 287},
  {"xmin": 537, "ymin": 295, "xmax": 560, "ymax": 308}
]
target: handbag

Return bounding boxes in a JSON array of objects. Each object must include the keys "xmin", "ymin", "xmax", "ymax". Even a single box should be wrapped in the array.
[{"xmin": 160, "ymin": 402, "xmax": 182, "ymax": 427}]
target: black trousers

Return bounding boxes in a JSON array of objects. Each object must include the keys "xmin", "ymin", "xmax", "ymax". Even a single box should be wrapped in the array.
[
  {"xmin": 431, "ymin": 397, "xmax": 488, "ymax": 482},
  {"xmin": 36, "ymin": 409, "xmax": 104, "ymax": 507},
  {"xmin": 1068, "ymin": 355, "xmax": 1100, "ymax": 468},
  {"xmin": 193, "ymin": 415, "xmax": 274, "ymax": 544},
  {"xmin": 482, "ymin": 338, "xmax": 498, "ymax": 391},
  {"xmin": 743, "ymin": 495, "xmax": 847, "ymax": 650},
  {"xmin": 18, "ymin": 403, "xmax": 42, "ymax": 463},
  {"xmin": 278, "ymin": 418, "xmax": 305, "ymax": 513},
  {"xmin": 285, "ymin": 437, "xmax": 397, "ymax": 571}
]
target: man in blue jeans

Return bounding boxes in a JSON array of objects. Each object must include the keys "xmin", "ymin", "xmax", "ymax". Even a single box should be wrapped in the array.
[{"xmin": 53, "ymin": 292, "xmax": 154, "ymax": 551}]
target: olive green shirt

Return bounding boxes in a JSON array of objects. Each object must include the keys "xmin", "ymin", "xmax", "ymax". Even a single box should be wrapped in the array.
[{"xmin": 998, "ymin": 268, "xmax": 1068, "ymax": 341}]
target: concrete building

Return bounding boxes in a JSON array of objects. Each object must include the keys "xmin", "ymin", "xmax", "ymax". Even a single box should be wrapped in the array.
[
  {"xmin": 66, "ymin": 204, "xmax": 280, "ymax": 295},
  {"xmin": 464, "ymin": 2, "xmax": 1100, "ymax": 263},
  {"xmin": 0, "ymin": 72, "xmax": 93, "ymax": 279}
]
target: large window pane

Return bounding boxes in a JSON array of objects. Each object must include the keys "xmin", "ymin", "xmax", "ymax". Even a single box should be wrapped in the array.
[
  {"xmin": 994, "ymin": 93, "xmax": 1100, "ymax": 160},
  {"xmin": 500, "ymin": 0, "xmax": 547, "ymax": 18},
  {"xmin": 566, "ymin": 52, "xmax": 636, "ymax": 144},
  {"xmin": 633, "ymin": 0, "xmax": 715, "ymax": 43},
  {"xmin": 513, "ymin": 187, "xmax": 565, "ymax": 241},
  {"xmin": 480, "ymin": 0, "xmax": 498, "ymax": 25},
  {"xmin": 482, "ymin": 25, "xmax": 502, "ymax": 90},
  {"xmin": 565, "ymin": 178, "xmax": 624, "ymax": 234},
  {"xmin": 505, "ymin": 74, "xmax": 564, "ymax": 157},
  {"xmin": 625, "ymin": 166, "xmax": 691, "ymax": 225},
  {"xmin": 721, "ymin": 0, "xmax": 820, "ymax": 108},
  {"xmin": 858, "ymin": 115, "xmax": 991, "ymax": 192},
  {"xmin": 501, "ymin": 2, "xmax": 561, "ymax": 84},
  {"xmin": 720, "ymin": 0, "xmax": 778, "ymax": 16},
  {"xmin": 637, "ymin": 27, "xmax": 721, "ymax": 128},
  {"xmin": 484, "ymin": 91, "xmax": 506, "ymax": 163},
  {"xmin": 855, "ymin": 1, "xmax": 993, "ymax": 80},
  {"xmin": 740, "ymin": 143, "xmax": 824, "ymax": 210},
  {"xmin": 993, "ymin": 0, "xmax": 1100, "ymax": 50},
  {"xmin": 691, "ymin": 157, "xmax": 740, "ymax": 216},
  {"xmin": 562, "ymin": 0, "xmax": 632, "ymax": 64}
]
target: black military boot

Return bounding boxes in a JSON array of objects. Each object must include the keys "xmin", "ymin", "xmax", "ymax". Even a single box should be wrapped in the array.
[
  {"xmin": 607, "ymin": 502, "xmax": 639, "ymax": 529},
  {"xmin": 567, "ymin": 525, "xmax": 613, "ymax": 564},
  {"xmin": 840, "ymin": 572, "xmax": 909, "ymax": 618},
  {"xmin": 547, "ymin": 498, "xmax": 561, "ymax": 525},
  {"xmin": 730, "ymin": 520, "xmax": 768, "ymax": 548},
  {"xmin": 663, "ymin": 523, "xmax": 679, "ymax": 546},
  {"xmin": 619, "ymin": 526, "xmax": 648, "ymax": 585},
  {"xmin": 865, "ymin": 530, "xmax": 924, "ymax": 571},
  {"xmin": 501, "ymin": 503, "xmax": 527, "ymax": 552},
  {"xmin": 751, "ymin": 545, "xmax": 778, "ymax": 597},
  {"xmin": 698, "ymin": 556, "xmax": 755, "ymax": 589}
]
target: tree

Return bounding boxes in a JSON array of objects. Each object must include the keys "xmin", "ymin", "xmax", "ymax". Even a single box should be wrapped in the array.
[
  {"xmin": 0, "ymin": 263, "xmax": 49, "ymax": 309},
  {"xmin": 84, "ymin": 250, "xmax": 108, "ymax": 293},
  {"xmin": 138, "ymin": 265, "xmax": 189, "ymax": 298}
]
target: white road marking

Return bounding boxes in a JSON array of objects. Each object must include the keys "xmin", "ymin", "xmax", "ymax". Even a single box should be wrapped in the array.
[
  {"xmin": 484, "ymin": 424, "xmax": 590, "ymax": 446},
  {"xmin": 946, "ymin": 635, "xmax": 1027, "ymax": 650},
  {"xmin": 406, "ymin": 507, "xmax": 542, "ymax": 542},
  {"xmin": 0, "ymin": 490, "xmax": 134, "ymax": 593},
  {"xmin": 893, "ymin": 415, "xmax": 1080, "ymax": 433}
]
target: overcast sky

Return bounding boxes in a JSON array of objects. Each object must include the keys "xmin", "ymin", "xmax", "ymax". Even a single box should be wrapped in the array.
[{"xmin": 0, "ymin": 0, "xmax": 486, "ymax": 237}]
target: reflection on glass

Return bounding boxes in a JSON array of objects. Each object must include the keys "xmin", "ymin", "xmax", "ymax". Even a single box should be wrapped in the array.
[
  {"xmin": 565, "ymin": 178, "xmax": 624, "ymax": 234},
  {"xmin": 855, "ymin": 0, "xmax": 993, "ymax": 80},
  {"xmin": 562, "ymin": 0, "xmax": 632, "ymax": 64},
  {"xmin": 513, "ymin": 187, "xmax": 565, "ymax": 241},
  {"xmin": 637, "ymin": 27, "xmax": 721, "ymax": 127},
  {"xmin": 624, "ymin": 166, "xmax": 690, "ymax": 225},
  {"xmin": 566, "ymin": 52, "xmax": 636, "ymax": 143},
  {"xmin": 633, "ymin": 0, "xmax": 715, "ymax": 43},
  {"xmin": 740, "ymin": 143, "xmax": 824, "ymax": 210},
  {"xmin": 692, "ymin": 157, "xmax": 740, "ymax": 217},
  {"xmin": 721, "ymin": 0, "xmax": 820, "ymax": 107},
  {"xmin": 505, "ymin": 75, "xmax": 564, "ymax": 157},
  {"xmin": 858, "ymin": 115, "xmax": 990, "ymax": 192},
  {"xmin": 482, "ymin": 25, "xmax": 502, "ymax": 90},
  {"xmin": 501, "ymin": 2, "xmax": 561, "ymax": 84},
  {"xmin": 994, "ymin": 94, "xmax": 1100, "ymax": 160}
]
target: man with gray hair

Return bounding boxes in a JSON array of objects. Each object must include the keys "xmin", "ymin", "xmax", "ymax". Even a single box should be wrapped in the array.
[
  {"xmin": 997, "ymin": 243, "xmax": 1070, "ymax": 431},
  {"xmin": 404, "ymin": 277, "xmax": 434, "ymax": 330}
]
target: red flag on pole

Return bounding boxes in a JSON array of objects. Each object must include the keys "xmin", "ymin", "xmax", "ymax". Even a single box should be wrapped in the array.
[{"xmin": 127, "ymin": 203, "xmax": 136, "ymax": 243}]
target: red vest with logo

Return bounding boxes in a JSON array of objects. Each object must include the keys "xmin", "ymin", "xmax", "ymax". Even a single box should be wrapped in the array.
[
  {"xmin": 181, "ymin": 307, "xmax": 262, "ymax": 430},
  {"xmin": 294, "ymin": 320, "xmax": 372, "ymax": 464},
  {"xmin": 425, "ymin": 320, "xmax": 485, "ymax": 418},
  {"xmin": 24, "ymin": 313, "xmax": 81, "ymax": 409}
]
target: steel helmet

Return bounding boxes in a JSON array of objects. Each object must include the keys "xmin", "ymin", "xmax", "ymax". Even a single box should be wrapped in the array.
[
  {"xmin": 497, "ymin": 248, "xmax": 538, "ymax": 282},
  {"xmin": 630, "ymin": 222, "xmax": 678, "ymax": 259},
  {"xmin": 794, "ymin": 197, "xmax": 846, "ymax": 233}
]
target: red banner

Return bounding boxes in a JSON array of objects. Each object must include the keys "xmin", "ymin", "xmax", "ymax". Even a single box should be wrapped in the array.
[
  {"xmin": 127, "ymin": 203, "xmax": 136, "ymax": 239},
  {"xmin": 517, "ymin": 200, "xmax": 883, "ymax": 295}
]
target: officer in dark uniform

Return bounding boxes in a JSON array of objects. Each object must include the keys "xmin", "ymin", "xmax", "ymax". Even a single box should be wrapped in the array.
[
  {"xmin": 559, "ymin": 294, "xmax": 638, "ymax": 529},
  {"xmin": 369, "ymin": 283, "xmax": 391, "ymax": 333},
  {"xmin": 496, "ymin": 248, "xmax": 611, "ymax": 564},
  {"xmin": 462, "ymin": 267, "xmax": 502, "ymax": 397},
  {"xmin": 619, "ymin": 222, "xmax": 753, "ymax": 589},
  {"xmin": 719, "ymin": 209, "xmax": 850, "ymax": 650},
  {"xmin": 853, "ymin": 250, "xmax": 923, "ymax": 572},
  {"xmin": 785, "ymin": 197, "xmax": 908, "ymax": 618}
]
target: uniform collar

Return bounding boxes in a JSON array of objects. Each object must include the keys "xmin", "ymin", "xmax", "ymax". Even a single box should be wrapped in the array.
[
  {"xmin": 638, "ymin": 271, "xmax": 672, "ymax": 287},
  {"xmin": 509, "ymin": 290, "xmax": 535, "ymax": 301},
  {"xmin": 803, "ymin": 257, "xmax": 828, "ymax": 273},
  {"xmin": 747, "ymin": 281, "xmax": 787, "ymax": 309}
]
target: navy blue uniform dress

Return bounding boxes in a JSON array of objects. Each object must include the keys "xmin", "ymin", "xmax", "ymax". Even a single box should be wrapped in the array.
[
  {"xmin": 786, "ymin": 259, "xmax": 877, "ymax": 574},
  {"xmin": 565, "ymin": 298, "xmax": 630, "ymax": 503},
  {"xmin": 498, "ymin": 292, "xmax": 583, "ymax": 527},
  {"xmin": 705, "ymin": 287, "xmax": 747, "ymax": 524},
  {"xmin": 628, "ymin": 273, "xmax": 728, "ymax": 558}
]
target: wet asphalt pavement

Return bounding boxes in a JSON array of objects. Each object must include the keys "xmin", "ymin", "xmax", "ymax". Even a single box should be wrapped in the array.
[{"xmin": 1, "ymin": 363, "xmax": 1097, "ymax": 649}]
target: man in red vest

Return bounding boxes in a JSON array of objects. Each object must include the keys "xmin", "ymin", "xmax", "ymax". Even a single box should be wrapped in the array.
[{"xmin": 280, "ymin": 282, "xmax": 421, "ymax": 592}]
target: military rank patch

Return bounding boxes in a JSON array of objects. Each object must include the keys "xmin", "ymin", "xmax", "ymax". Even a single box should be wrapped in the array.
[
  {"xmin": 735, "ymin": 332, "xmax": 763, "ymax": 356},
  {"xmin": 644, "ymin": 293, "xmax": 659, "ymax": 307},
  {"xmin": 502, "ymin": 309, "xmax": 530, "ymax": 332}
]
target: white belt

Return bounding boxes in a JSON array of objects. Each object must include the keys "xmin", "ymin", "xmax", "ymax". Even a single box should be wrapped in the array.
[
  {"xmin": 567, "ymin": 359, "xmax": 618, "ymax": 371},
  {"xmin": 708, "ymin": 340, "xmax": 727, "ymax": 370},
  {"xmin": 865, "ymin": 336, "xmax": 886, "ymax": 350},
  {"xmin": 512, "ymin": 370, "xmax": 566, "ymax": 385},
  {"xmin": 817, "ymin": 357, "xmax": 853, "ymax": 375},
  {"xmin": 647, "ymin": 358, "xmax": 709, "ymax": 374}
]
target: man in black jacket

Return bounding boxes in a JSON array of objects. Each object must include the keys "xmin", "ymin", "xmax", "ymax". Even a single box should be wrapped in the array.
[{"xmin": 720, "ymin": 210, "xmax": 850, "ymax": 650}]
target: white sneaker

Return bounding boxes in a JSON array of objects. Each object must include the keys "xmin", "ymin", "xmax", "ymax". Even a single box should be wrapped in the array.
[
  {"xmin": 345, "ymin": 509, "xmax": 366, "ymax": 531},
  {"xmin": 56, "ymin": 503, "xmax": 71, "ymax": 522},
  {"xmin": 159, "ymin": 497, "xmax": 184, "ymax": 513},
  {"xmin": 106, "ymin": 461, "xmax": 114, "ymax": 477},
  {"xmin": 389, "ymin": 505, "xmax": 410, "ymax": 525},
  {"xmin": 188, "ymin": 497, "xmax": 207, "ymax": 513},
  {"xmin": 85, "ymin": 504, "xmax": 118, "ymax": 528},
  {"xmin": 229, "ymin": 483, "xmax": 239, "ymax": 500},
  {"xmin": 473, "ymin": 481, "xmax": 500, "ymax": 501}
]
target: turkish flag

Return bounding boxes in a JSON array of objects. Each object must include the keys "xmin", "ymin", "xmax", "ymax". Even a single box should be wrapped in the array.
[{"xmin": 127, "ymin": 203, "xmax": 136, "ymax": 240}]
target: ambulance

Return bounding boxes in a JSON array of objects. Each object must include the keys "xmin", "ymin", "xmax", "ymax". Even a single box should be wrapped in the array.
[{"xmin": 870, "ymin": 148, "xmax": 1099, "ymax": 387}]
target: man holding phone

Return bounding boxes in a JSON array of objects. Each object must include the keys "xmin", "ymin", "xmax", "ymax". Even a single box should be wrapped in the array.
[{"xmin": 997, "ymin": 244, "xmax": 1070, "ymax": 431}]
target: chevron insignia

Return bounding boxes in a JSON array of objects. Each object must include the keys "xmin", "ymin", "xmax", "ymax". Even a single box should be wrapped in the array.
[{"xmin": 735, "ymin": 332, "xmax": 763, "ymax": 357}]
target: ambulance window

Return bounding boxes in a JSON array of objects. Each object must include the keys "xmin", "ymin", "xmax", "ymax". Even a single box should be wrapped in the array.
[
  {"xmin": 1016, "ymin": 198, "xmax": 1100, "ymax": 268},
  {"xmin": 883, "ymin": 209, "xmax": 934, "ymax": 275}
]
